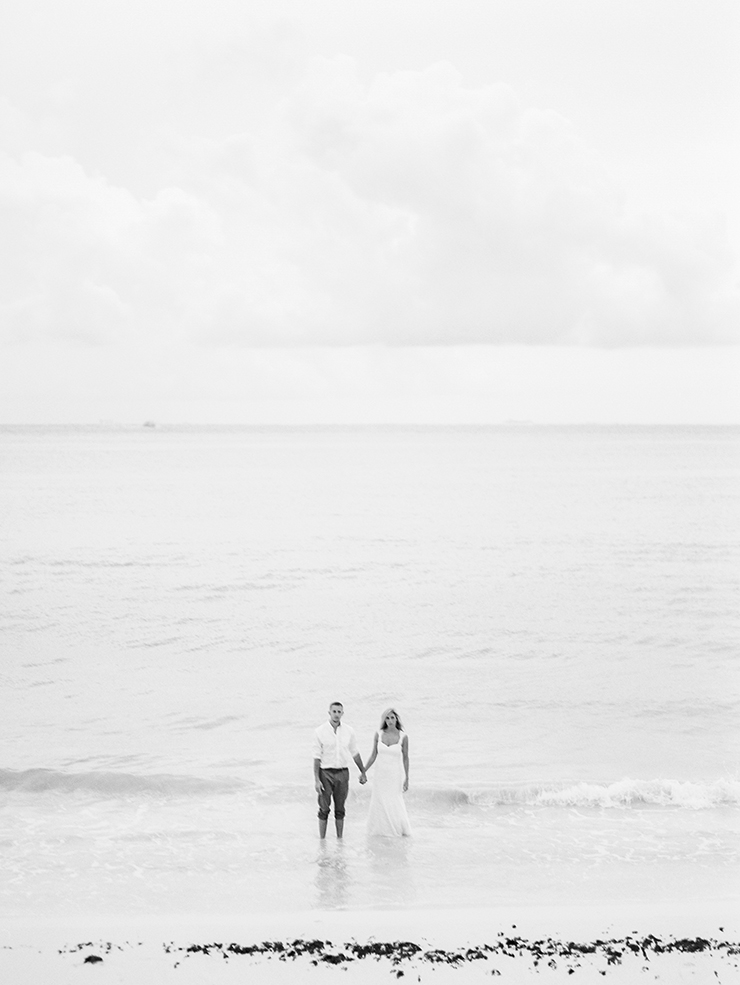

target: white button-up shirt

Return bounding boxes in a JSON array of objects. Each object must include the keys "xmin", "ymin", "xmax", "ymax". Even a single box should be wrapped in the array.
[{"xmin": 313, "ymin": 721, "xmax": 359, "ymax": 769}]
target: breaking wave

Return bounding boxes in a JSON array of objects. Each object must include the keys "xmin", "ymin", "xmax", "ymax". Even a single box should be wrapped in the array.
[
  {"xmin": 0, "ymin": 768, "xmax": 242, "ymax": 797},
  {"xmin": 409, "ymin": 777, "xmax": 740, "ymax": 810},
  {"xmin": 3, "ymin": 769, "xmax": 738, "ymax": 809}
]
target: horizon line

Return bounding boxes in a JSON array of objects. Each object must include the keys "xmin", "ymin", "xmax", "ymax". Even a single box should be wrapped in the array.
[{"xmin": 2, "ymin": 421, "xmax": 739, "ymax": 429}]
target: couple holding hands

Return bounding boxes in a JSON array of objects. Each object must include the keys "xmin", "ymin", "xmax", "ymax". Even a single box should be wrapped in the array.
[{"xmin": 312, "ymin": 701, "xmax": 411, "ymax": 839}]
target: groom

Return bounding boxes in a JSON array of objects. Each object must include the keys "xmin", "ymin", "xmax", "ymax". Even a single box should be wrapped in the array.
[{"xmin": 313, "ymin": 701, "xmax": 367, "ymax": 838}]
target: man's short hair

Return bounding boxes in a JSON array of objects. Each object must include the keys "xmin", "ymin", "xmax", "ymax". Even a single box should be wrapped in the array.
[{"xmin": 329, "ymin": 701, "xmax": 344, "ymax": 710}]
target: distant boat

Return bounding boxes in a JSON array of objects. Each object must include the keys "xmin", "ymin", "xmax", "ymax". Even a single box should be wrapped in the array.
[{"xmin": 142, "ymin": 421, "xmax": 156, "ymax": 428}]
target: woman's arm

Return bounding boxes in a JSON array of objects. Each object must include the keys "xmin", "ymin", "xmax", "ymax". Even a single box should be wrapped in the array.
[
  {"xmin": 365, "ymin": 732, "xmax": 379, "ymax": 771},
  {"xmin": 402, "ymin": 734, "xmax": 409, "ymax": 792}
]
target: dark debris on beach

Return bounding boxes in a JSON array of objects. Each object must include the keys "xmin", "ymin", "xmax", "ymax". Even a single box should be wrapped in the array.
[
  {"xmin": 164, "ymin": 933, "xmax": 740, "ymax": 973},
  {"xmin": 47, "ymin": 933, "xmax": 739, "ymax": 976}
]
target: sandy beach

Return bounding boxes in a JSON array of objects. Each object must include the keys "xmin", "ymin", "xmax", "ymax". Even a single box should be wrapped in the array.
[{"xmin": 3, "ymin": 904, "xmax": 738, "ymax": 984}]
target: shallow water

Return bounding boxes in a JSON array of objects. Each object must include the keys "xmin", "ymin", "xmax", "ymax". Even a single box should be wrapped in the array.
[{"xmin": 1, "ymin": 425, "xmax": 738, "ymax": 914}]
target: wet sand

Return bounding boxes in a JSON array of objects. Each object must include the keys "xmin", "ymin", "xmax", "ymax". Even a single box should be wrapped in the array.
[{"xmin": 2, "ymin": 904, "xmax": 738, "ymax": 983}]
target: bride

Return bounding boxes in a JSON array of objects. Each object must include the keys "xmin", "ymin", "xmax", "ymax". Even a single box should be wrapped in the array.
[{"xmin": 365, "ymin": 708, "xmax": 411, "ymax": 837}]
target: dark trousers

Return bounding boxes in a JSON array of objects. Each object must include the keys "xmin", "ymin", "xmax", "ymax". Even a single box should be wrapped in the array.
[{"xmin": 317, "ymin": 768, "xmax": 349, "ymax": 820}]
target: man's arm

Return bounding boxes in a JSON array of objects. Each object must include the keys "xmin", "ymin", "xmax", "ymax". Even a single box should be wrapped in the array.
[
  {"xmin": 312, "ymin": 729, "xmax": 324, "ymax": 795},
  {"xmin": 353, "ymin": 752, "xmax": 367, "ymax": 784},
  {"xmin": 347, "ymin": 727, "xmax": 366, "ymax": 783}
]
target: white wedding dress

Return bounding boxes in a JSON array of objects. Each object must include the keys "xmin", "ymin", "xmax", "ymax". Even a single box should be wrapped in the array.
[{"xmin": 366, "ymin": 734, "xmax": 412, "ymax": 837}]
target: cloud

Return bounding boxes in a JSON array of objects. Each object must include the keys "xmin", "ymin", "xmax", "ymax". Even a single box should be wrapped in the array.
[
  {"xmin": 287, "ymin": 58, "xmax": 739, "ymax": 345},
  {"xmin": 2, "ymin": 342, "xmax": 739, "ymax": 425},
  {"xmin": 1, "ymin": 58, "xmax": 738, "ymax": 350}
]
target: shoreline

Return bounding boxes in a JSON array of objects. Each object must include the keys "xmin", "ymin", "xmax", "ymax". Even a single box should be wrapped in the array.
[{"xmin": 3, "ymin": 903, "xmax": 738, "ymax": 983}]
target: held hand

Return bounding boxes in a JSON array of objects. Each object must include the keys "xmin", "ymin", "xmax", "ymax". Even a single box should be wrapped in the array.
[{"xmin": 359, "ymin": 773, "xmax": 367, "ymax": 785}]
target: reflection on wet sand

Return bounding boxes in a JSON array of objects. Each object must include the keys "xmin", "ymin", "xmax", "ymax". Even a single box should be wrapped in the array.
[
  {"xmin": 314, "ymin": 842, "xmax": 351, "ymax": 909},
  {"xmin": 314, "ymin": 836, "xmax": 417, "ymax": 909},
  {"xmin": 366, "ymin": 835, "xmax": 415, "ymax": 905}
]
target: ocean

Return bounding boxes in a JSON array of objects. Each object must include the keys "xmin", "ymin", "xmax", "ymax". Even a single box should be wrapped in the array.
[{"xmin": 1, "ymin": 424, "xmax": 738, "ymax": 917}]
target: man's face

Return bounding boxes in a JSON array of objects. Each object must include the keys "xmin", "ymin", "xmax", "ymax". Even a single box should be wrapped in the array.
[{"xmin": 329, "ymin": 704, "xmax": 344, "ymax": 725}]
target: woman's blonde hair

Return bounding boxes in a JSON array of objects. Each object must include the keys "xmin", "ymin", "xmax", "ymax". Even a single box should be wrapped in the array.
[{"xmin": 379, "ymin": 707, "xmax": 404, "ymax": 731}]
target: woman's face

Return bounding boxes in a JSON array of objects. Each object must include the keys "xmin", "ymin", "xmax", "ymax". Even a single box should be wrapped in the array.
[{"xmin": 385, "ymin": 712, "xmax": 398, "ymax": 729}]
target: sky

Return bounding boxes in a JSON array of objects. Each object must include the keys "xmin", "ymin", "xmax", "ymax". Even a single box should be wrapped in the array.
[{"xmin": 1, "ymin": 0, "xmax": 738, "ymax": 423}]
